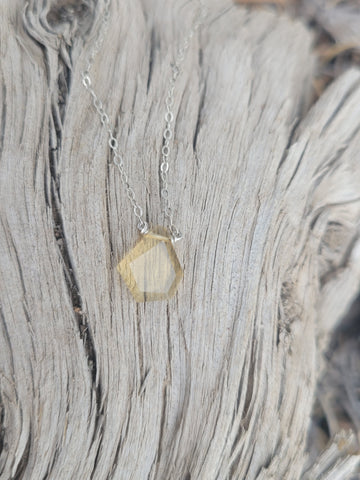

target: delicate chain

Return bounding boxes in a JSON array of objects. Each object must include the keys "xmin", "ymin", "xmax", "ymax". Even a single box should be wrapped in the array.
[
  {"xmin": 160, "ymin": 2, "xmax": 207, "ymax": 241},
  {"xmin": 81, "ymin": 0, "xmax": 207, "ymax": 239}
]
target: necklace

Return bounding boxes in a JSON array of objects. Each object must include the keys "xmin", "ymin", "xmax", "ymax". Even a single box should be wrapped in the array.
[{"xmin": 81, "ymin": 1, "xmax": 207, "ymax": 302}]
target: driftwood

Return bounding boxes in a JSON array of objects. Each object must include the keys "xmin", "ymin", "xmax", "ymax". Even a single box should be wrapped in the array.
[
  {"xmin": 1, "ymin": 0, "xmax": 360, "ymax": 478},
  {"xmin": 303, "ymin": 0, "xmax": 360, "ymax": 51}
]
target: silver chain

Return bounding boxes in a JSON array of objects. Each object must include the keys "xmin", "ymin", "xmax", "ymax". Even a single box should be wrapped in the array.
[{"xmin": 81, "ymin": 0, "xmax": 207, "ymax": 240}]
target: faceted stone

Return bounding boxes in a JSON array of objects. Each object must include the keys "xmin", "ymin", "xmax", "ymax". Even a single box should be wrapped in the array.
[{"xmin": 117, "ymin": 226, "xmax": 183, "ymax": 302}]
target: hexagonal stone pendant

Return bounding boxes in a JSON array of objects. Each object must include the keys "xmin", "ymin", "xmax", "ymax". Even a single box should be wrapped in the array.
[{"xmin": 117, "ymin": 226, "xmax": 183, "ymax": 302}]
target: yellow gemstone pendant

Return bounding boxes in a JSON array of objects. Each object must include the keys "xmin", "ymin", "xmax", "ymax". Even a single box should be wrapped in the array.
[{"xmin": 117, "ymin": 226, "xmax": 183, "ymax": 302}]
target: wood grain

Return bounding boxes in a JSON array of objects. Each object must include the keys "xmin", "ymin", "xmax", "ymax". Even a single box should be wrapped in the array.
[{"xmin": 0, "ymin": 0, "xmax": 360, "ymax": 478}]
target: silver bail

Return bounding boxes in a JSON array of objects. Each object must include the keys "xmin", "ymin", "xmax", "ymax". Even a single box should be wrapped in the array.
[
  {"xmin": 171, "ymin": 230, "xmax": 183, "ymax": 244},
  {"xmin": 138, "ymin": 221, "xmax": 150, "ymax": 235}
]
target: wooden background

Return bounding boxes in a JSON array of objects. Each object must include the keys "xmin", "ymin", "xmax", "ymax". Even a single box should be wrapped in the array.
[{"xmin": 1, "ymin": 0, "xmax": 360, "ymax": 478}]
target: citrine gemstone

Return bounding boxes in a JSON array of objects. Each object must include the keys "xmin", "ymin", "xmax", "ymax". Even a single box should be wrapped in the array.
[{"xmin": 117, "ymin": 226, "xmax": 183, "ymax": 302}]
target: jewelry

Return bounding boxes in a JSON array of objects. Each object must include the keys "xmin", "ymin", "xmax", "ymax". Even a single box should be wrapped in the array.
[{"xmin": 81, "ymin": 0, "xmax": 207, "ymax": 302}]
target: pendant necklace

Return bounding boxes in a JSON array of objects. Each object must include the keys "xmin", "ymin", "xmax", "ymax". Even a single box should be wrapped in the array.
[{"xmin": 81, "ymin": 0, "xmax": 207, "ymax": 302}]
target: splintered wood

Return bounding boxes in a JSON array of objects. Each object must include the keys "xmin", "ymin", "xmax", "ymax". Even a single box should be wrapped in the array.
[{"xmin": 0, "ymin": 0, "xmax": 359, "ymax": 478}]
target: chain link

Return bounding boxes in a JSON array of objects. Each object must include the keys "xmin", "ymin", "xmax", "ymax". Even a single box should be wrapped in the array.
[
  {"xmin": 81, "ymin": 0, "xmax": 207, "ymax": 239},
  {"xmin": 160, "ymin": 1, "xmax": 207, "ymax": 240}
]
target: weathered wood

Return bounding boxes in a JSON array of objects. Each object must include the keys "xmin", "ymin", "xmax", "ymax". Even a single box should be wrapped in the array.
[
  {"xmin": 304, "ymin": 0, "xmax": 360, "ymax": 50},
  {"xmin": 1, "ymin": 0, "xmax": 360, "ymax": 478}
]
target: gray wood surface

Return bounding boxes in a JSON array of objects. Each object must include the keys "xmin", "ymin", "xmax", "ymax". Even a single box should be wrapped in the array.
[{"xmin": 1, "ymin": 0, "xmax": 360, "ymax": 478}]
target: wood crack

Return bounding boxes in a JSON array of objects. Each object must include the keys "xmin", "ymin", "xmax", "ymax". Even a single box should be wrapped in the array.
[
  {"xmin": 0, "ymin": 83, "xmax": 6, "ymax": 157},
  {"xmin": 0, "ymin": 393, "xmax": 5, "ymax": 472},
  {"xmin": 193, "ymin": 78, "xmax": 207, "ymax": 152},
  {"xmin": 12, "ymin": 429, "xmax": 31, "ymax": 480},
  {"xmin": 320, "ymin": 77, "xmax": 360, "ymax": 136},
  {"xmin": 147, "ymin": 27, "xmax": 156, "ymax": 93},
  {"xmin": 23, "ymin": 1, "xmax": 103, "ymax": 437}
]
